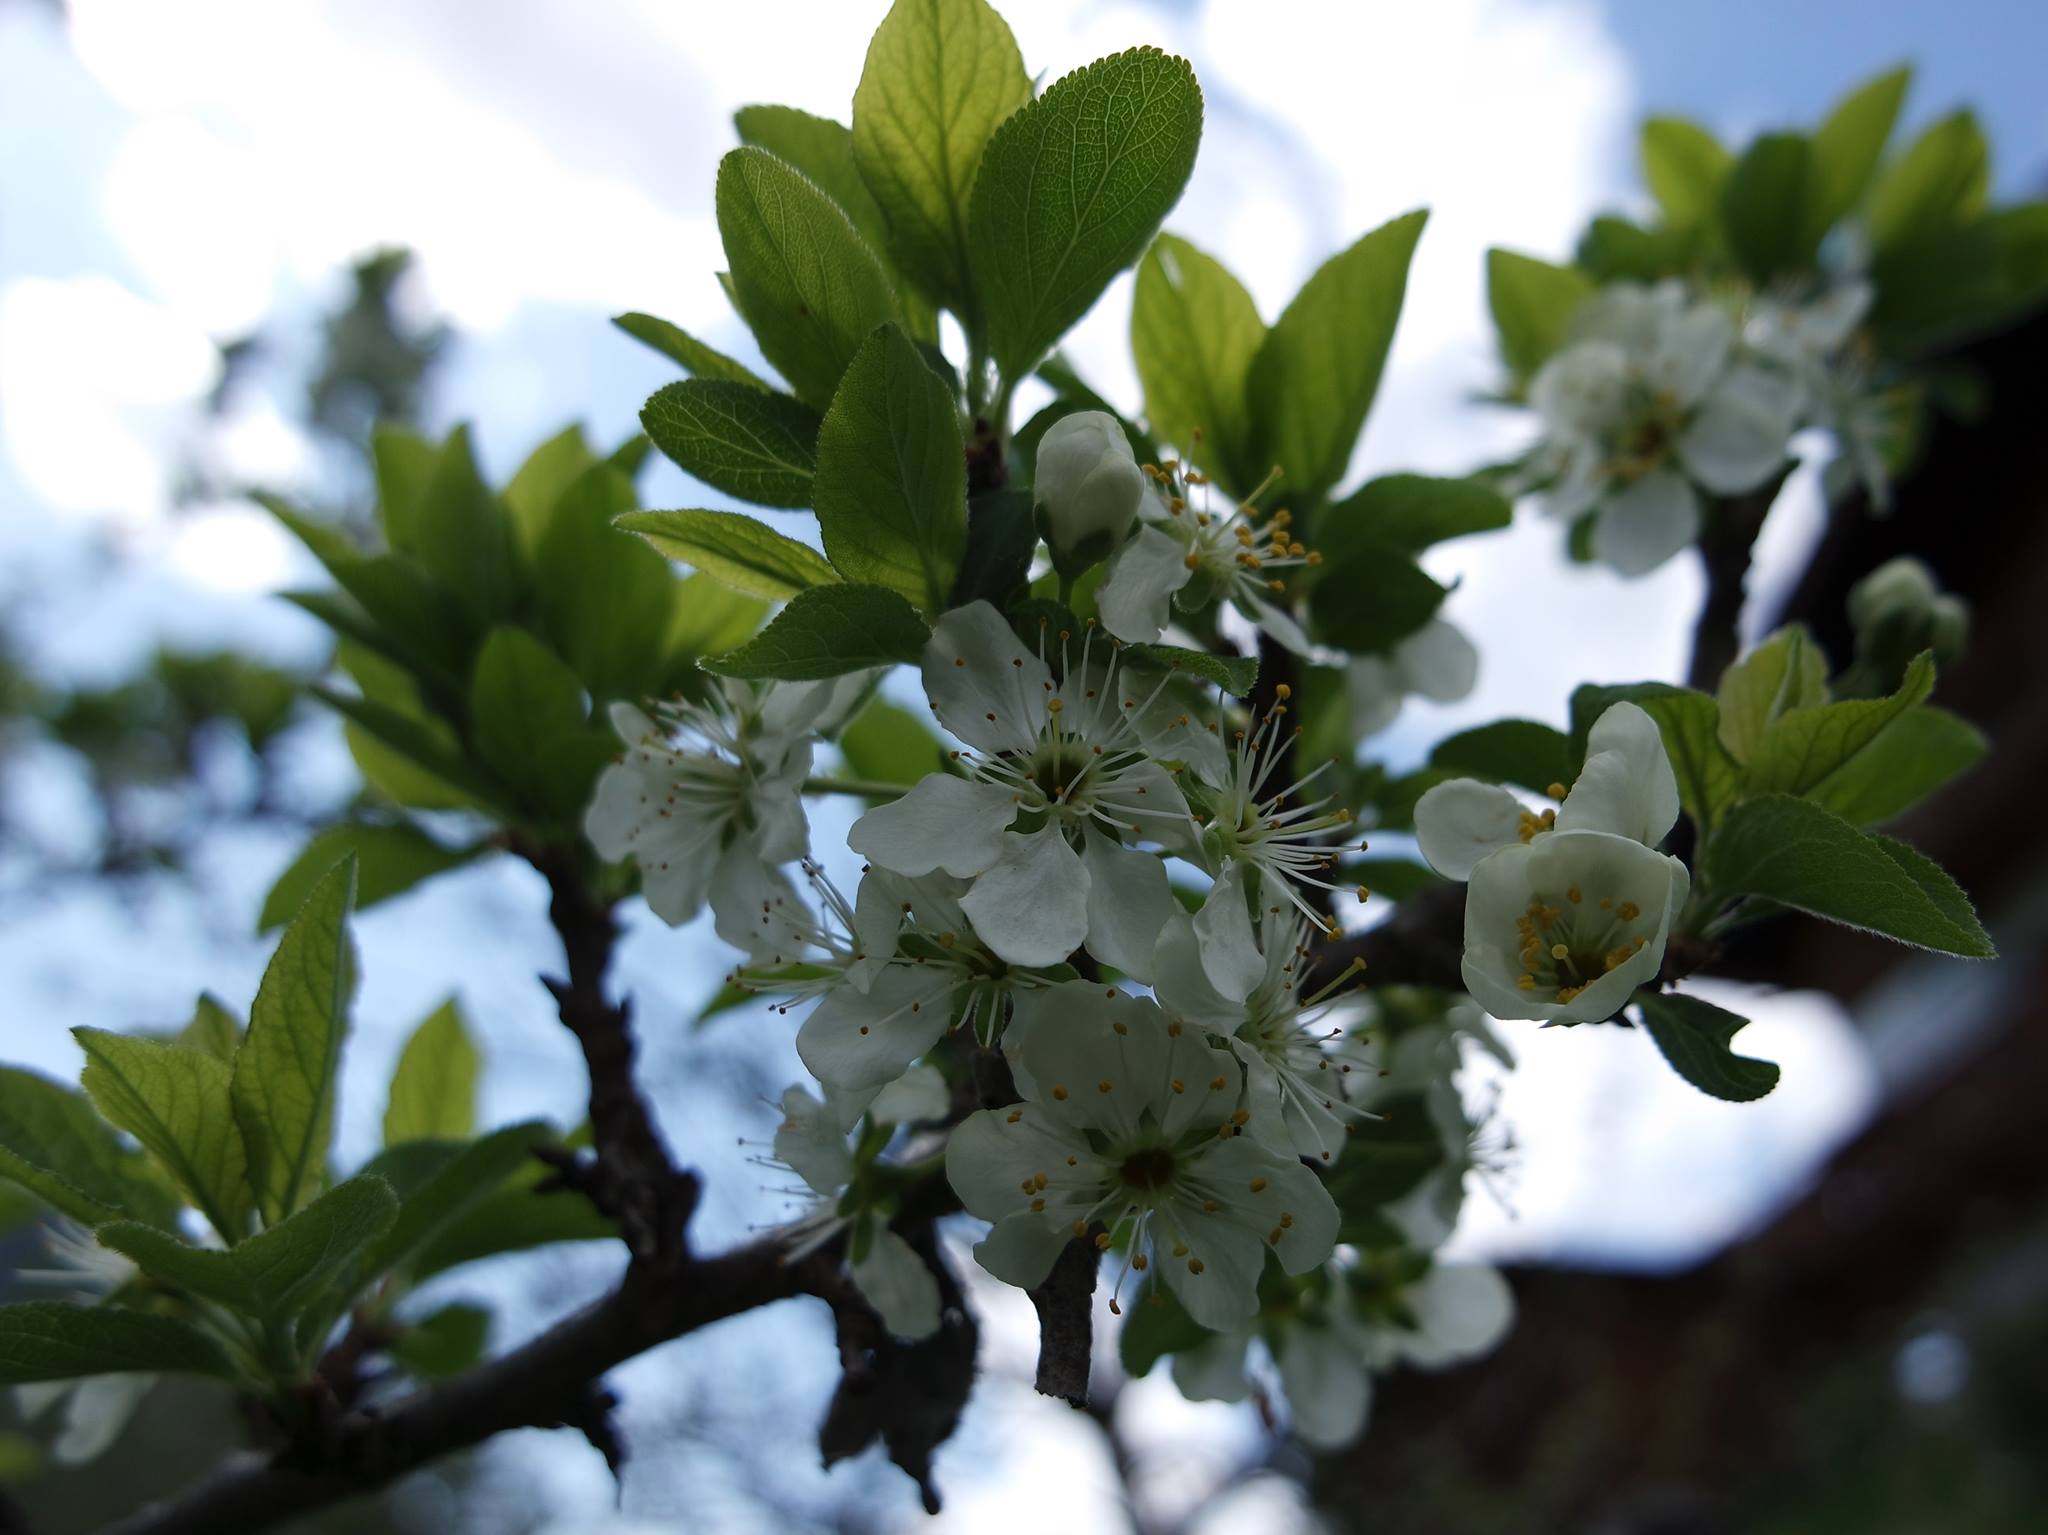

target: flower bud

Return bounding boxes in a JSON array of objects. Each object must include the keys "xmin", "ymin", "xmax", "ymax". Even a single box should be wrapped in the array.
[
  {"xmin": 1848, "ymin": 556, "xmax": 1969, "ymax": 672},
  {"xmin": 1034, "ymin": 411, "xmax": 1143, "ymax": 560}
]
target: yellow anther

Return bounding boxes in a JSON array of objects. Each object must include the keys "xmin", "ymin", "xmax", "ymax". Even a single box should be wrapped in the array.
[
  {"xmin": 1551, "ymin": 943, "xmax": 1570, "ymax": 960},
  {"xmin": 1547, "ymin": 781, "xmax": 1568, "ymax": 799},
  {"xmin": 1097, "ymin": 1079, "xmax": 1113, "ymax": 1094},
  {"xmin": 1567, "ymin": 886, "xmax": 1583, "ymax": 903},
  {"xmin": 1052, "ymin": 1085, "xmax": 1069, "ymax": 1101},
  {"xmin": 1094, "ymin": 1232, "xmax": 1112, "ymax": 1250},
  {"xmin": 1517, "ymin": 974, "xmax": 1536, "ymax": 990},
  {"xmin": 1619, "ymin": 901, "xmax": 1641, "ymax": 922},
  {"xmin": 1208, "ymin": 1074, "xmax": 1227, "ymax": 1091},
  {"xmin": 1187, "ymin": 1257, "xmax": 1204, "ymax": 1274},
  {"xmin": 1248, "ymin": 1177, "xmax": 1268, "ymax": 1193},
  {"xmin": 1007, "ymin": 1109, "xmax": 1023, "ymax": 1123},
  {"xmin": 1132, "ymin": 1252, "xmax": 1148, "ymax": 1270}
]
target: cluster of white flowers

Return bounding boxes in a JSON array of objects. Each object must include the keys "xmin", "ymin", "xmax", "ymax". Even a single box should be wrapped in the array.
[{"xmin": 1524, "ymin": 279, "xmax": 1886, "ymax": 575}]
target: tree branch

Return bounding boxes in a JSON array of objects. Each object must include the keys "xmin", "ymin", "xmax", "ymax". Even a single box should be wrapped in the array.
[
  {"xmin": 1028, "ymin": 1235, "xmax": 1100, "ymax": 1407},
  {"xmin": 1687, "ymin": 471, "xmax": 1792, "ymax": 692}
]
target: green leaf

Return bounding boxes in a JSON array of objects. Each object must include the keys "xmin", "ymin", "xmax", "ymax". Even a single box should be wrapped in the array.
[
  {"xmin": 1322, "ymin": 474, "xmax": 1511, "ymax": 558},
  {"xmin": 1721, "ymin": 132, "xmax": 1816, "ymax": 282},
  {"xmin": 180, "ymin": 995, "xmax": 241, "ymax": 1062},
  {"xmin": 97, "ymin": 1176, "xmax": 397, "ymax": 1322},
  {"xmin": 1117, "ymin": 1276, "xmax": 1212, "ymax": 1378},
  {"xmin": 1802, "ymin": 705, "xmax": 1985, "ymax": 826},
  {"xmin": 1486, "ymin": 248, "xmax": 1594, "ymax": 385},
  {"xmin": 1868, "ymin": 110, "xmax": 1989, "ymax": 251},
  {"xmin": 315, "ymin": 686, "xmax": 508, "ymax": 816},
  {"xmin": 949, "ymin": 489, "xmax": 1037, "ymax": 608},
  {"xmin": 501, "ymin": 425, "xmax": 600, "ymax": 556},
  {"xmin": 1715, "ymin": 624, "xmax": 1830, "ymax": 764},
  {"xmin": 259, "ymin": 823, "xmax": 480, "ymax": 933},
  {"xmin": 1428, "ymin": 720, "xmax": 1571, "ymax": 795},
  {"xmin": 371, "ymin": 426, "xmax": 437, "ymax": 552},
  {"xmin": 665, "ymin": 575, "xmax": 768, "ymax": 666},
  {"xmin": 616, "ymin": 509, "xmax": 838, "ymax": 601},
  {"xmin": 0, "ymin": 1069, "xmax": 178, "ymax": 1230},
  {"xmin": 612, "ymin": 312, "xmax": 771, "ymax": 389},
  {"xmin": 468, "ymin": 627, "xmax": 606, "ymax": 821},
  {"xmin": 232, "ymin": 854, "xmax": 359, "ymax": 1224},
  {"xmin": 838, "ymin": 697, "xmax": 943, "ymax": 791},
  {"xmin": 813, "ymin": 323, "xmax": 967, "ymax": 616},
  {"xmin": 850, "ymin": 0, "xmax": 1030, "ymax": 319},
  {"xmin": 1641, "ymin": 117, "xmax": 1731, "ymax": 226},
  {"xmin": 403, "ymin": 426, "xmax": 524, "ymax": 625},
  {"xmin": 640, "ymin": 378, "xmax": 822, "ymax": 509},
  {"xmin": 391, "ymin": 1302, "xmax": 491, "ymax": 1381},
  {"xmin": 1349, "ymin": 857, "xmax": 1444, "ymax": 902},
  {"xmin": 409, "ymin": 1181, "xmax": 617, "ymax": 1282},
  {"xmin": 384, "ymin": 1000, "xmax": 479, "ymax": 1147},
  {"xmin": 0, "ymin": 1303, "xmax": 235, "ymax": 1384},
  {"xmin": 716, "ymin": 145, "xmax": 900, "ymax": 410},
  {"xmin": 1635, "ymin": 991, "xmax": 1779, "ymax": 1102},
  {"xmin": 1633, "ymin": 690, "xmax": 1741, "ymax": 841},
  {"xmin": 1706, "ymin": 794, "xmax": 1993, "ymax": 957},
  {"xmin": 702, "ymin": 583, "xmax": 930, "ymax": 680},
  {"xmin": 1125, "ymin": 645, "xmax": 1257, "ymax": 697},
  {"xmin": 1308, "ymin": 542, "xmax": 1447, "ymax": 653},
  {"xmin": 1742, "ymin": 652, "xmax": 1934, "ymax": 800},
  {"xmin": 970, "ymin": 47, "xmax": 1204, "ymax": 378},
  {"xmin": 1575, "ymin": 214, "xmax": 1692, "ymax": 283},
  {"xmin": 1131, "ymin": 233, "xmax": 1265, "ymax": 490},
  {"xmin": 1323, "ymin": 1093, "xmax": 1444, "ymax": 1243},
  {"xmin": 1804, "ymin": 66, "xmax": 1911, "ymax": 246},
  {"xmin": 265, "ymin": 503, "xmax": 475, "ymax": 685},
  {"xmin": 1247, "ymin": 209, "xmax": 1428, "ymax": 511},
  {"xmin": 360, "ymin": 1122, "xmax": 555, "ymax": 1284},
  {"xmin": 74, "ymin": 1030, "xmax": 253, "ymax": 1244},
  {"xmin": 534, "ymin": 462, "xmax": 679, "ymax": 705}
]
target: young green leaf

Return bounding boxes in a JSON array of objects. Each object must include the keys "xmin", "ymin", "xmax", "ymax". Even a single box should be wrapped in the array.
[
  {"xmin": 232, "ymin": 855, "xmax": 359, "ymax": 1224},
  {"xmin": 1117, "ymin": 1275, "xmax": 1212, "ymax": 1378},
  {"xmin": 96, "ymin": 1175, "xmax": 397, "ymax": 1323},
  {"xmin": 1634, "ymin": 690, "xmax": 1741, "ymax": 841},
  {"xmin": 1706, "ymin": 794, "xmax": 1993, "ymax": 957},
  {"xmin": 1721, "ymin": 133, "xmax": 1816, "ymax": 281},
  {"xmin": 501, "ymin": 425, "xmax": 600, "ymax": 556},
  {"xmin": 1867, "ymin": 111, "xmax": 1990, "ymax": 251},
  {"xmin": 0, "ymin": 1304, "xmax": 235, "ymax": 1385},
  {"xmin": 1716, "ymin": 624, "xmax": 1829, "ymax": 763},
  {"xmin": 1124, "ymin": 645, "xmax": 1258, "ymax": 697},
  {"xmin": 404, "ymin": 426, "xmax": 525, "ymax": 625},
  {"xmin": 716, "ymin": 145, "xmax": 900, "ymax": 410},
  {"xmin": 1307, "ymin": 542, "xmax": 1446, "ymax": 653},
  {"xmin": 384, "ymin": 1000, "xmax": 480, "ymax": 1147},
  {"xmin": 1321, "ymin": 1093, "xmax": 1445, "ymax": 1242},
  {"xmin": 1803, "ymin": 65, "xmax": 1911, "ymax": 246},
  {"xmin": 180, "ymin": 995, "xmax": 241, "ymax": 1063},
  {"xmin": 1486, "ymin": 247, "xmax": 1594, "ymax": 386},
  {"xmin": 702, "ymin": 583, "xmax": 931, "ymax": 681},
  {"xmin": 468, "ymin": 627, "xmax": 600, "ymax": 820},
  {"xmin": 1320, "ymin": 474, "xmax": 1511, "ymax": 558},
  {"xmin": 970, "ymin": 47, "xmax": 1204, "ymax": 379},
  {"xmin": 259, "ymin": 823, "xmax": 481, "ymax": 933},
  {"xmin": 813, "ymin": 323, "xmax": 966, "ymax": 615},
  {"xmin": 371, "ymin": 425, "xmax": 438, "ymax": 553},
  {"xmin": 1428, "ymin": 720, "xmax": 1572, "ymax": 795},
  {"xmin": 0, "ymin": 1069, "xmax": 179, "ymax": 1230},
  {"xmin": 1741, "ymin": 652, "xmax": 1934, "ymax": 800},
  {"xmin": 838, "ymin": 697, "xmax": 944, "ymax": 791},
  {"xmin": 534, "ymin": 462, "xmax": 679, "ymax": 705},
  {"xmin": 1635, "ymin": 991, "xmax": 1780, "ymax": 1102},
  {"xmin": 1130, "ymin": 234, "xmax": 1265, "ymax": 491},
  {"xmin": 616, "ymin": 509, "xmax": 839, "ymax": 601},
  {"xmin": 390, "ymin": 1302, "xmax": 492, "ymax": 1381},
  {"xmin": 1246, "ymin": 209, "xmax": 1429, "ymax": 511},
  {"xmin": 612, "ymin": 311, "xmax": 771, "ymax": 390},
  {"xmin": 1641, "ymin": 117, "xmax": 1732, "ymax": 226},
  {"xmin": 74, "ymin": 1031, "xmax": 252, "ymax": 1245},
  {"xmin": 641, "ymin": 378, "xmax": 823, "ymax": 509},
  {"xmin": 315, "ymin": 686, "xmax": 510, "ymax": 817},
  {"xmin": 1800, "ymin": 705, "xmax": 1985, "ymax": 826},
  {"xmin": 664, "ymin": 574, "xmax": 768, "ymax": 668},
  {"xmin": 850, "ymin": 0, "xmax": 1030, "ymax": 320},
  {"xmin": 358, "ymin": 1122, "xmax": 555, "ymax": 1284}
]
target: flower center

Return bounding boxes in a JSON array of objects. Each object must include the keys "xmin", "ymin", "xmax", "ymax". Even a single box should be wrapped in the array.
[
  {"xmin": 1513, "ymin": 889, "xmax": 1650, "ymax": 1004},
  {"xmin": 1118, "ymin": 1146, "xmax": 1178, "ymax": 1192}
]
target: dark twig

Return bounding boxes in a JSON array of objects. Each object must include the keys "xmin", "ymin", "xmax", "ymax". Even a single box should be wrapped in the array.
[
  {"xmin": 1028, "ymin": 1235, "xmax": 1100, "ymax": 1407},
  {"xmin": 1309, "ymin": 878, "xmax": 1469, "ymax": 994},
  {"xmin": 1687, "ymin": 470, "xmax": 1793, "ymax": 692}
]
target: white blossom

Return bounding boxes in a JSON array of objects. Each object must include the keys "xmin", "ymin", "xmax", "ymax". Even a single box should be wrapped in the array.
[
  {"xmin": 1414, "ymin": 702, "xmax": 1690, "ymax": 1023},
  {"xmin": 1097, "ymin": 458, "xmax": 1316, "ymax": 654},
  {"xmin": 1035, "ymin": 410, "xmax": 1144, "ymax": 555},
  {"xmin": 848, "ymin": 603, "xmax": 1200, "ymax": 977},
  {"xmin": 1344, "ymin": 618, "xmax": 1479, "ymax": 740},
  {"xmin": 946, "ymin": 982, "xmax": 1340, "ymax": 1330},
  {"xmin": 585, "ymin": 674, "xmax": 870, "ymax": 954},
  {"xmin": 14, "ymin": 1220, "xmax": 152, "ymax": 1465}
]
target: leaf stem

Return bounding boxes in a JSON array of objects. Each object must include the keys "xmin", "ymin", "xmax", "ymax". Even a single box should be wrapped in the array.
[{"xmin": 801, "ymin": 775, "xmax": 913, "ymax": 800}]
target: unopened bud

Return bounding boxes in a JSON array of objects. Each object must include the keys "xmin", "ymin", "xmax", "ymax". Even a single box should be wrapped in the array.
[
  {"xmin": 1848, "ymin": 556, "xmax": 1969, "ymax": 671},
  {"xmin": 1034, "ymin": 411, "xmax": 1143, "ymax": 559}
]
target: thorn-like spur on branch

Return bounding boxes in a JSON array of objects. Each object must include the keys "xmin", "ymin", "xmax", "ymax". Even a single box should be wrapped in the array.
[
  {"xmin": 97, "ymin": 1234, "xmax": 847, "ymax": 1535},
  {"xmin": 1028, "ymin": 1234, "xmax": 1100, "ymax": 1407}
]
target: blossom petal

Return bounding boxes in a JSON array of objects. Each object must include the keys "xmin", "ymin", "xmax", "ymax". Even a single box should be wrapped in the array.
[
  {"xmin": 869, "ymin": 1063, "xmax": 951, "ymax": 1125},
  {"xmin": 1192, "ymin": 863, "xmax": 1265, "ymax": 1003},
  {"xmin": 850, "ymin": 1227, "xmax": 941, "ymax": 1340},
  {"xmin": 1157, "ymin": 1204, "xmax": 1267, "ymax": 1330},
  {"xmin": 748, "ymin": 738, "xmax": 813, "ymax": 865},
  {"xmin": 1396, "ymin": 618, "xmax": 1480, "ymax": 703},
  {"xmin": 848, "ymin": 774, "xmax": 1017, "ymax": 878},
  {"xmin": 974, "ymin": 1210, "xmax": 1071, "ymax": 1290},
  {"xmin": 1678, "ymin": 363, "xmax": 1800, "ymax": 495},
  {"xmin": 921, "ymin": 600, "xmax": 1052, "ymax": 755},
  {"xmin": 1007, "ymin": 983, "xmax": 1175, "ymax": 1136},
  {"xmin": 708, "ymin": 845, "xmax": 808, "ymax": 961},
  {"xmin": 1396, "ymin": 1264, "xmax": 1516, "ymax": 1368},
  {"xmin": 1593, "ymin": 470, "xmax": 1700, "ymax": 577},
  {"xmin": 1239, "ymin": 590, "xmax": 1314, "ymax": 656},
  {"xmin": 1645, "ymin": 302, "xmax": 1733, "ymax": 406},
  {"xmin": 1192, "ymin": 1135, "xmax": 1340, "ymax": 1276},
  {"xmin": 943, "ymin": 1108, "xmax": 1038, "ymax": 1221},
  {"xmin": 797, "ymin": 963, "xmax": 959, "ymax": 1092},
  {"xmin": 1414, "ymin": 778, "xmax": 1527, "ymax": 880},
  {"xmin": 1557, "ymin": 701, "xmax": 1680, "ymax": 846},
  {"xmin": 960, "ymin": 829, "xmax": 1089, "ymax": 968},
  {"xmin": 1170, "ymin": 1330, "xmax": 1253, "ymax": 1403},
  {"xmin": 1344, "ymin": 655, "xmax": 1403, "ymax": 740},
  {"xmin": 1081, "ymin": 831, "xmax": 1175, "ymax": 983},
  {"xmin": 1151, "ymin": 913, "xmax": 1241, "ymax": 1035},
  {"xmin": 1277, "ymin": 1325, "xmax": 1371, "ymax": 1449},
  {"xmin": 773, "ymin": 1086, "xmax": 853, "ymax": 1195},
  {"xmin": 1098, "ymin": 524, "xmax": 1195, "ymax": 643},
  {"xmin": 47, "ymin": 1374, "xmax": 155, "ymax": 1465}
]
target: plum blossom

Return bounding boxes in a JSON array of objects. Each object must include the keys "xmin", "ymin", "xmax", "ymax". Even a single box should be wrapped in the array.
[
  {"xmin": 1097, "ymin": 455, "xmax": 1318, "ymax": 654},
  {"xmin": 848, "ymin": 603, "xmax": 1203, "ymax": 977},
  {"xmin": 1527, "ymin": 281, "xmax": 1803, "ymax": 575},
  {"xmin": 1344, "ymin": 617, "xmax": 1480, "ymax": 740},
  {"xmin": 1035, "ymin": 409, "xmax": 1144, "ymax": 557},
  {"xmin": 585, "ymin": 674, "xmax": 869, "ymax": 955},
  {"xmin": 1414, "ymin": 702, "xmax": 1690, "ymax": 1023},
  {"xmin": 14, "ymin": 1220, "xmax": 153, "ymax": 1464},
  {"xmin": 946, "ymin": 982, "xmax": 1339, "ymax": 1330}
]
